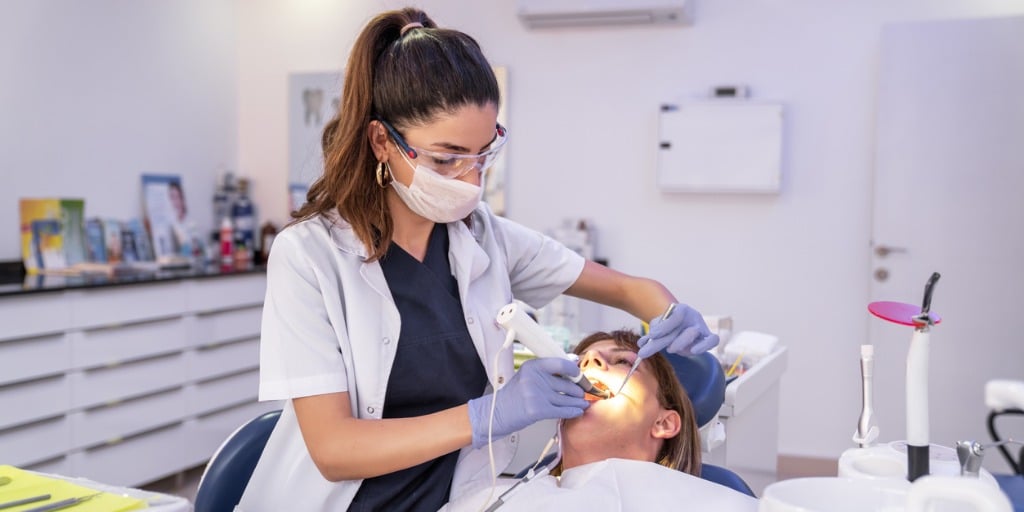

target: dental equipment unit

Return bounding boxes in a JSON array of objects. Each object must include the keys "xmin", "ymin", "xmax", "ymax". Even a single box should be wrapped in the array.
[
  {"xmin": 496, "ymin": 302, "xmax": 611, "ymax": 400},
  {"xmin": 957, "ymin": 440, "xmax": 1024, "ymax": 479},
  {"xmin": 764, "ymin": 271, "xmax": 1018, "ymax": 511},
  {"xmin": 868, "ymin": 271, "xmax": 941, "ymax": 482},
  {"xmin": 615, "ymin": 303, "xmax": 676, "ymax": 397}
]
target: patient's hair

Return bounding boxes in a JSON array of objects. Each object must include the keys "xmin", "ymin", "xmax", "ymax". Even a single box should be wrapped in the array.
[{"xmin": 573, "ymin": 330, "xmax": 702, "ymax": 476}]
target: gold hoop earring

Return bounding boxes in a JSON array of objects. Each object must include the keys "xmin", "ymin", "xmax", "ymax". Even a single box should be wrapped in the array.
[{"xmin": 376, "ymin": 161, "xmax": 391, "ymax": 188}]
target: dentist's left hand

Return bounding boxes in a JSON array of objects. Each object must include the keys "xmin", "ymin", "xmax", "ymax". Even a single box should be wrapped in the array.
[
  {"xmin": 637, "ymin": 303, "xmax": 720, "ymax": 359},
  {"xmin": 467, "ymin": 357, "xmax": 589, "ymax": 449}
]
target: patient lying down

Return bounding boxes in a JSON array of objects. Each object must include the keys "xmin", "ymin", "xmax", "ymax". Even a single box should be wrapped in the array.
[{"xmin": 441, "ymin": 330, "xmax": 758, "ymax": 511}]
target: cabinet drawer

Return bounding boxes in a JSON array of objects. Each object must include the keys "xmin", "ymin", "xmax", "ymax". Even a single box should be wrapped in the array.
[
  {"xmin": 0, "ymin": 333, "xmax": 70, "ymax": 385},
  {"xmin": 183, "ymin": 400, "xmax": 279, "ymax": 467},
  {"xmin": 188, "ymin": 274, "xmax": 266, "ymax": 312},
  {"xmin": 186, "ymin": 370, "xmax": 259, "ymax": 416},
  {"xmin": 25, "ymin": 456, "xmax": 71, "ymax": 476},
  {"xmin": 190, "ymin": 338, "xmax": 259, "ymax": 381},
  {"xmin": 0, "ymin": 374, "xmax": 70, "ymax": 429},
  {"xmin": 0, "ymin": 416, "xmax": 70, "ymax": 466},
  {"xmin": 72, "ymin": 423, "xmax": 185, "ymax": 487},
  {"xmin": 193, "ymin": 306, "xmax": 262, "ymax": 346},
  {"xmin": 71, "ymin": 353, "xmax": 186, "ymax": 408},
  {"xmin": 72, "ymin": 317, "xmax": 187, "ymax": 369},
  {"xmin": 71, "ymin": 387, "xmax": 186, "ymax": 450},
  {"xmin": 0, "ymin": 293, "xmax": 72, "ymax": 342},
  {"xmin": 69, "ymin": 282, "xmax": 187, "ymax": 329}
]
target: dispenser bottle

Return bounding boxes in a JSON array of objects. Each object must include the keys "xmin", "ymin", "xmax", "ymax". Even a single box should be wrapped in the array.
[{"xmin": 219, "ymin": 217, "xmax": 234, "ymax": 268}]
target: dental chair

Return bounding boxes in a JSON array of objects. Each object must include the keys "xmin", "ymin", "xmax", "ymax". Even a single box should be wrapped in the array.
[
  {"xmin": 194, "ymin": 352, "xmax": 753, "ymax": 511},
  {"xmin": 194, "ymin": 409, "xmax": 281, "ymax": 512},
  {"xmin": 669, "ymin": 350, "xmax": 757, "ymax": 498}
]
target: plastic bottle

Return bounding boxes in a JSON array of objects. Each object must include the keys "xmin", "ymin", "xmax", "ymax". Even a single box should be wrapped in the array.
[
  {"xmin": 219, "ymin": 217, "xmax": 234, "ymax": 269},
  {"xmin": 232, "ymin": 178, "xmax": 256, "ymax": 260},
  {"xmin": 213, "ymin": 170, "xmax": 234, "ymax": 229}
]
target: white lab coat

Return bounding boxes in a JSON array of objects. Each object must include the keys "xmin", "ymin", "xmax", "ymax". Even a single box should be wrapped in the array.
[
  {"xmin": 237, "ymin": 203, "xmax": 585, "ymax": 511},
  {"xmin": 440, "ymin": 458, "xmax": 760, "ymax": 512}
]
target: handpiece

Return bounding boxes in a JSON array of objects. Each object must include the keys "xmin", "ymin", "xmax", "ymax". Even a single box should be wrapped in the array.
[{"xmin": 496, "ymin": 303, "xmax": 611, "ymax": 399}]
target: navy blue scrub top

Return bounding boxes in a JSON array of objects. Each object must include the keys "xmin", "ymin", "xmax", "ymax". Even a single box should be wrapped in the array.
[{"xmin": 349, "ymin": 223, "xmax": 488, "ymax": 512}]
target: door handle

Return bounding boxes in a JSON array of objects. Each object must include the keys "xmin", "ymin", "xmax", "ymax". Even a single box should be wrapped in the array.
[{"xmin": 874, "ymin": 245, "xmax": 908, "ymax": 258}]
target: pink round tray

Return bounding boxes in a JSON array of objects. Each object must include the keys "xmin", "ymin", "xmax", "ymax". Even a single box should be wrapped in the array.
[{"xmin": 868, "ymin": 301, "xmax": 942, "ymax": 326}]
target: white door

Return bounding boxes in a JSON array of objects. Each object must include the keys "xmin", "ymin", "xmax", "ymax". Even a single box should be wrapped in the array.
[{"xmin": 870, "ymin": 15, "xmax": 1024, "ymax": 474}]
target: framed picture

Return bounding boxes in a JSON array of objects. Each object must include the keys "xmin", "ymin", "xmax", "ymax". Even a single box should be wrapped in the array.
[
  {"xmin": 142, "ymin": 174, "xmax": 191, "ymax": 262},
  {"xmin": 289, "ymin": 182, "xmax": 309, "ymax": 214},
  {"xmin": 288, "ymin": 71, "xmax": 343, "ymax": 189},
  {"xmin": 485, "ymin": 66, "xmax": 509, "ymax": 215}
]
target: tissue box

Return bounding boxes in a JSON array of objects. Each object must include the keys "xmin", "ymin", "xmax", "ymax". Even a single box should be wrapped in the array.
[{"xmin": 722, "ymin": 331, "xmax": 779, "ymax": 368}]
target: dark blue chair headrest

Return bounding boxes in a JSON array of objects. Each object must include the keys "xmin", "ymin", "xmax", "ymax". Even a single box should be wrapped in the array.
[{"xmin": 665, "ymin": 351, "xmax": 726, "ymax": 428}]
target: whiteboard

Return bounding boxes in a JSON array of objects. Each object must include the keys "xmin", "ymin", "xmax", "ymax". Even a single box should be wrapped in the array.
[{"xmin": 657, "ymin": 102, "xmax": 783, "ymax": 193}]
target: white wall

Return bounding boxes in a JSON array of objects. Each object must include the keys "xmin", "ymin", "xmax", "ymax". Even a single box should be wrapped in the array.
[
  {"xmin": 4, "ymin": 0, "xmax": 1022, "ymax": 465},
  {"xmin": 236, "ymin": 0, "xmax": 1024, "ymax": 462},
  {"xmin": 0, "ymin": 0, "xmax": 238, "ymax": 260}
]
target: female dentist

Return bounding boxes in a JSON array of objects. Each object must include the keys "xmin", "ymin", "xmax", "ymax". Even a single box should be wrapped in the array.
[{"xmin": 237, "ymin": 7, "xmax": 718, "ymax": 512}]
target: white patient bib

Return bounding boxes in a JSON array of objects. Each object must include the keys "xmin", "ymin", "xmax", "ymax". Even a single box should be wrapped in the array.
[{"xmin": 442, "ymin": 458, "xmax": 759, "ymax": 512}]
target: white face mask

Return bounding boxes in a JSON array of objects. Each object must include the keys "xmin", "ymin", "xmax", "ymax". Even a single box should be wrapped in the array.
[{"xmin": 391, "ymin": 156, "xmax": 482, "ymax": 223}]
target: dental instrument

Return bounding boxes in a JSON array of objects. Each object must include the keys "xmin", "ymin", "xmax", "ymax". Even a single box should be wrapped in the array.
[
  {"xmin": 868, "ymin": 271, "xmax": 941, "ymax": 482},
  {"xmin": 21, "ymin": 492, "xmax": 102, "ymax": 512},
  {"xmin": 616, "ymin": 303, "xmax": 677, "ymax": 396},
  {"xmin": 725, "ymin": 351, "xmax": 745, "ymax": 379},
  {"xmin": 496, "ymin": 303, "xmax": 611, "ymax": 399},
  {"xmin": 853, "ymin": 344, "xmax": 878, "ymax": 448},
  {"xmin": 0, "ymin": 495, "xmax": 51, "ymax": 510}
]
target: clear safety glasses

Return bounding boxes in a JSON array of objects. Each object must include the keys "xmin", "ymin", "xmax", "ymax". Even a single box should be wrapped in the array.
[{"xmin": 377, "ymin": 117, "xmax": 508, "ymax": 179}]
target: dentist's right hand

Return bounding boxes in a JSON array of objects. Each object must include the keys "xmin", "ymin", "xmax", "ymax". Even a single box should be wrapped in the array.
[{"xmin": 467, "ymin": 357, "xmax": 589, "ymax": 449}]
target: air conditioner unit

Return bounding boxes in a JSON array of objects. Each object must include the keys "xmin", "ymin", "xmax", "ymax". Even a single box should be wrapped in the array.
[{"xmin": 517, "ymin": 0, "xmax": 693, "ymax": 29}]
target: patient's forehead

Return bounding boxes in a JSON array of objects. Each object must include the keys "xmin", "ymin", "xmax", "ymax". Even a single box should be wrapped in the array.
[
  {"xmin": 582, "ymin": 339, "xmax": 656, "ymax": 371},
  {"xmin": 580, "ymin": 337, "xmax": 637, "ymax": 353}
]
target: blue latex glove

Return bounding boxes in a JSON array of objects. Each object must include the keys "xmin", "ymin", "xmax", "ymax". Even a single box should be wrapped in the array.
[
  {"xmin": 467, "ymin": 357, "xmax": 588, "ymax": 449},
  {"xmin": 636, "ymin": 303, "xmax": 720, "ymax": 360}
]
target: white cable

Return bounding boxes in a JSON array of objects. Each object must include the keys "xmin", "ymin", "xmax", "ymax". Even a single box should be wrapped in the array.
[
  {"xmin": 532, "ymin": 435, "xmax": 557, "ymax": 473},
  {"xmin": 475, "ymin": 329, "xmax": 517, "ymax": 512}
]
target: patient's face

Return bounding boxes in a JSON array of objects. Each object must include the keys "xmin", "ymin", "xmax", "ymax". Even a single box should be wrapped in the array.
[{"xmin": 561, "ymin": 339, "xmax": 669, "ymax": 467}]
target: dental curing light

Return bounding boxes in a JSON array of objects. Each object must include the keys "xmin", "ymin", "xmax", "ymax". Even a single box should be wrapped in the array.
[
  {"xmin": 496, "ymin": 302, "xmax": 611, "ymax": 400},
  {"xmin": 868, "ymin": 272, "xmax": 942, "ymax": 482}
]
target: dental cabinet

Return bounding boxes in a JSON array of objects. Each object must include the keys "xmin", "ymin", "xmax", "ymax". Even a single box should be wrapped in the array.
[
  {"xmin": 705, "ymin": 342, "xmax": 788, "ymax": 487},
  {"xmin": 0, "ymin": 269, "xmax": 278, "ymax": 488}
]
